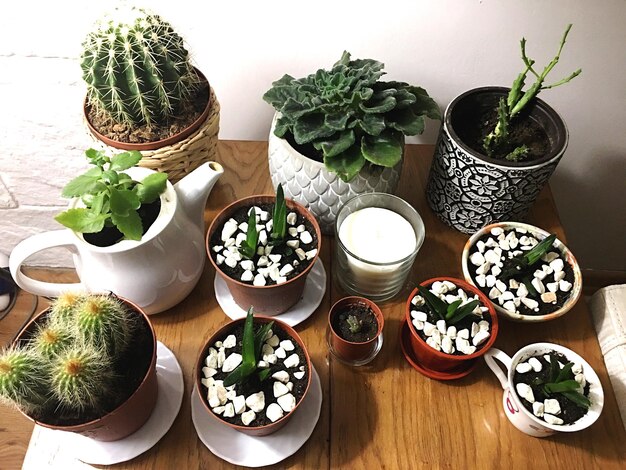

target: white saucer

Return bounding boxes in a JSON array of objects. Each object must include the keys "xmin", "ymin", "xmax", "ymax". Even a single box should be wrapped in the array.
[
  {"xmin": 191, "ymin": 364, "xmax": 322, "ymax": 467},
  {"xmin": 28, "ymin": 341, "xmax": 184, "ymax": 466},
  {"xmin": 214, "ymin": 258, "xmax": 326, "ymax": 326}
]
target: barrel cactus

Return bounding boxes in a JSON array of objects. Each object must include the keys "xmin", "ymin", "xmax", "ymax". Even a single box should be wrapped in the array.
[
  {"xmin": 81, "ymin": 6, "xmax": 200, "ymax": 127},
  {"xmin": 48, "ymin": 291, "xmax": 83, "ymax": 327},
  {"xmin": 0, "ymin": 347, "xmax": 46, "ymax": 413},
  {"xmin": 263, "ymin": 51, "xmax": 441, "ymax": 181},
  {"xmin": 50, "ymin": 344, "xmax": 114, "ymax": 412},
  {"xmin": 32, "ymin": 324, "xmax": 73, "ymax": 359}
]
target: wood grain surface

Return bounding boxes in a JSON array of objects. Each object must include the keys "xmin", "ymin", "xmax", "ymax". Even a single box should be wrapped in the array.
[{"xmin": 0, "ymin": 141, "xmax": 624, "ymax": 469}]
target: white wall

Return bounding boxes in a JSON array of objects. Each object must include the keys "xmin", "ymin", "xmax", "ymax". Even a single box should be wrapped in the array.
[{"xmin": 1, "ymin": 0, "xmax": 624, "ymax": 270}]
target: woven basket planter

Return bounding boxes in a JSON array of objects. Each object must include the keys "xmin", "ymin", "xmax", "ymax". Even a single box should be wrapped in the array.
[{"xmin": 84, "ymin": 85, "xmax": 220, "ymax": 184}]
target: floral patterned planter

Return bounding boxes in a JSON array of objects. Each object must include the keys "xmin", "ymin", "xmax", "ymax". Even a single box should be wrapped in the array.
[{"xmin": 426, "ymin": 87, "xmax": 568, "ymax": 233}]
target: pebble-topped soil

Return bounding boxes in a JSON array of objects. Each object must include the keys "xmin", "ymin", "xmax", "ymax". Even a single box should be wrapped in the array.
[
  {"xmin": 210, "ymin": 203, "xmax": 318, "ymax": 286},
  {"xmin": 409, "ymin": 280, "xmax": 492, "ymax": 356},
  {"xmin": 467, "ymin": 226, "xmax": 575, "ymax": 316}
]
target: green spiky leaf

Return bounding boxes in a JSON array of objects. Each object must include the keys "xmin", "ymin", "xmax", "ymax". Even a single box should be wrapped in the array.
[
  {"xmin": 417, "ymin": 284, "xmax": 447, "ymax": 321},
  {"xmin": 240, "ymin": 209, "xmax": 259, "ymax": 259},
  {"xmin": 525, "ymin": 234, "xmax": 557, "ymax": 266},
  {"xmin": 271, "ymin": 185, "xmax": 287, "ymax": 243}
]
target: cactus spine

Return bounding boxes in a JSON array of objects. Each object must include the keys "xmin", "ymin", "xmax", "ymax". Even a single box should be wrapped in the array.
[
  {"xmin": 0, "ymin": 347, "xmax": 45, "ymax": 413},
  {"xmin": 73, "ymin": 295, "xmax": 134, "ymax": 358},
  {"xmin": 80, "ymin": 6, "xmax": 199, "ymax": 127},
  {"xmin": 48, "ymin": 291, "xmax": 83, "ymax": 327},
  {"xmin": 32, "ymin": 324, "xmax": 72, "ymax": 359},
  {"xmin": 50, "ymin": 345, "xmax": 114, "ymax": 412}
]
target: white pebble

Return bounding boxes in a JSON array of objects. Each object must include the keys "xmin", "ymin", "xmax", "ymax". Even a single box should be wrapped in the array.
[
  {"xmin": 531, "ymin": 278, "xmax": 545, "ymax": 295},
  {"xmin": 240, "ymin": 260, "xmax": 255, "ymax": 271},
  {"xmin": 528, "ymin": 357, "xmax": 542, "ymax": 372},
  {"xmin": 515, "ymin": 383, "xmax": 535, "ymax": 403},
  {"xmin": 491, "ymin": 227, "xmax": 504, "ymax": 236},
  {"xmin": 543, "ymin": 414, "xmax": 564, "ymax": 425},
  {"xmin": 533, "ymin": 402, "xmax": 544, "ymax": 417},
  {"xmin": 550, "ymin": 258, "xmax": 564, "ymax": 273},
  {"xmin": 426, "ymin": 337, "xmax": 441, "ymax": 351},
  {"xmin": 223, "ymin": 335, "xmax": 237, "ymax": 349},
  {"xmin": 241, "ymin": 270, "xmax": 254, "ymax": 282},
  {"xmin": 300, "ymin": 231, "xmax": 313, "ymax": 245},
  {"xmin": 436, "ymin": 320, "xmax": 447, "ymax": 335},
  {"xmin": 275, "ymin": 346, "xmax": 287, "ymax": 359},
  {"xmin": 288, "ymin": 227, "xmax": 298, "ymax": 237},
  {"xmin": 423, "ymin": 322, "xmax": 437, "ymax": 336},
  {"xmin": 517, "ymin": 283, "xmax": 529, "ymax": 298},
  {"xmin": 441, "ymin": 336, "xmax": 454, "ymax": 354},
  {"xmin": 516, "ymin": 362, "xmax": 532, "ymax": 373},
  {"xmin": 231, "ymin": 395, "xmax": 246, "ymax": 414},
  {"xmin": 572, "ymin": 363, "xmax": 583, "ymax": 375},
  {"xmin": 502, "ymin": 301, "xmax": 517, "ymax": 312},
  {"xmin": 286, "ymin": 212, "xmax": 297, "ymax": 225},
  {"xmin": 245, "ymin": 392, "xmax": 265, "ymax": 413},
  {"xmin": 476, "ymin": 262, "xmax": 492, "ymax": 276},
  {"xmin": 476, "ymin": 240, "xmax": 486, "ymax": 253},
  {"xmin": 305, "ymin": 249, "xmax": 318, "ymax": 260},
  {"xmin": 546, "ymin": 282, "xmax": 559, "ymax": 293},
  {"xmin": 485, "ymin": 274, "xmax": 497, "ymax": 288},
  {"xmin": 455, "ymin": 337, "xmax": 470, "ymax": 352},
  {"xmin": 223, "ymin": 402, "xmax": 235, "ymax": 418},
  {"xmin": 222, "ymin": 353, "xmax": 243, "ymax": 373},
  {"xmin": 475, "ymin": 274, "xmax": 487, "ymax": 287},
  {"xmin": 294, "ymin": 371, "xmax": 305, "ymax": 380},
  {"xmin": 267, "ymin": 335, "xmax": 280, "ymax": 347},
  {"xmin": 559, "ymin": 280, "xmax": 572, "ymax": 292},
  {"xmin": 534, "ymin": 269, "xmax": 548, "ymax": 281},
  {"xmin": 412, "ymin": 319, "xmax": 424, "ymax": 331},
  {"xmin": 544, "ymin": 398, "xmax": 561, "ymax": 415},
  {"xmin": 225, "ymin": 257, "xmax": 238, "ymax": 269},
  {"xmin": 472, "ymin": 330, "xmax": 490, "ymax": 346},
  {"xmin": 277, "ymin": 393, "xmax": 296, "ymax": 413},
  {"xmin": 521, "ymin": 297, "xmax": 539, "ymax": 309},
  {"xmin": 221, "ymin": 221, "xmax": 238, "ymax": 242},
  {"xmin": 272, "ymin": 370, "xmax": 290, "ymax": 383},
  {"xmin": 489, "ymin": 287, "xmax": 502, "ymax": 299},
  {"xmin": 431, "ymin": 281, "xmax": 447, "ymax": 295},
  {"xmin": 273, "ymin": 381, "xmax": 290, "ymax": 398},
  {"xmin": 541, "ymin": 292, "xmax": 557, "ymax": 304},
  {"xmin": 284, "ymin": 353, "xmax": 300, "ymax": 368},
  {"xmin": 253, "ymin": 274, "xmax": 266, "ymax": 286},
  {"xmin": 241, "ymin": 410, "xmax": 256, "ymax": 426},
  {"xmin": 457, "ymin": 329, "xmax": 470, "ymax": 340},
  {"xmin": 266, "ymin": 403, "xmax": 284, "ymax": 422},
  {"xmin": 202, "ymin": 366, "xmax": 217, "ymax": 378},
  {"xmin": 279, "ymin": 264, "xmax": 294, "ymax": 276},
  {"xmin": 446, "ymin": 326, "xmax": 457, "ymax": 339}
]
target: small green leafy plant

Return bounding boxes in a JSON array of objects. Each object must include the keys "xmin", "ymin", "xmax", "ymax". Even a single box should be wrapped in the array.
[
  {"xmin": 501, "ymin": 234, "xmax": 557, "ymax": 297},
  {"xmin": 223, "ymin": 308, "xmax": 275, "ymax": 387},
  {"xmin": 417, "ymin": 285, "xmax": 481, "ymax": 326},
  {"xmin": 531, "ymin": 355, "xmax": 591, "ymax": 410},
  {"xmin": 271, "ymin": 184, "xmax": 287, "ymax": 244},
  {"xmin": 55, "ymin": 149, "xmax": 168, "ymax": 241},
  {"xmin": 483, "ymin": 25, "xmax": 581, "ymax": 161},
  {"xmin": 346, "ymin": 315, "xmax": 362, "ymax": 334},
  {"xmin": 239, "ymin": 209, "xmax": 259, "ymax": 259},
  {"xmin": 263, "ymin": 51, "xmax": 440, "ymax": 181}
]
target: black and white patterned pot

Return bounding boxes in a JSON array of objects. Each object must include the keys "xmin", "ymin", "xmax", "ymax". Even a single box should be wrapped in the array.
[
  {"xmin": 268, "ymin": 114, "xmax": 403, "ymax": 234},
  {"xmin": 426, "ymin": 87, "xmax": 568, "ymax": 234}
]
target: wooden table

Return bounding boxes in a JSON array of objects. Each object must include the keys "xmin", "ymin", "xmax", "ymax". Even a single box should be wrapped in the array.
[{"xmin": 1, "ymin": 141, "xmax": 624, "ymax": 469}]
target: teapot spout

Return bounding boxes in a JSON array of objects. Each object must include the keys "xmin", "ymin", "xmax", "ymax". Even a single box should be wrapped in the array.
[{"xmin": 174, "ymin": 161, "xmax": 224, "ymax": 231}]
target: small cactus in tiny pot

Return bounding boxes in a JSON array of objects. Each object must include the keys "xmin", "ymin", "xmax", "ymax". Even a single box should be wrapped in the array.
[{"xmin": 81, "ymin": 6, "xmax": 200, "ymax": 127}]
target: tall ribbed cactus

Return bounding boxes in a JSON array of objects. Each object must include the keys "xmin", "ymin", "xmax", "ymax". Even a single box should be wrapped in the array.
[
  {"xmin": 0, "ymin": 347, "xmax": 46, "ymax": 413},
  {"xmin": 48, "ymin": 291, "xmax": 83, "ymax": 327},
  {"xmin": 80, "ymin": 6, "xmax": 199, "ymax": 127}
]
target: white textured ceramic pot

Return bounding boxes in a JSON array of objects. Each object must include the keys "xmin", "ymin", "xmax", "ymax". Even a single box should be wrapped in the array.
[
  {"xmin": 268, "ymin": 114, "xmax": 403, "ymax": 234},
  {"xmin": 426, "ymin": 87, "xmax": 568, "ymax": 234}
]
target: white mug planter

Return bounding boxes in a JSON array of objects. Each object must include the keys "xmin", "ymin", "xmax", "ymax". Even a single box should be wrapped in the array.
[
  {"xmin": 10, "ymin": 162, "xmax": 223, "ymax": 314},
  {"xmin": 484, "ymin": 342, "xmax": 604, "ymax": 437},
  {"xmin": 268, "ymin": 114, "xmax": 402, "ymax": 234}
]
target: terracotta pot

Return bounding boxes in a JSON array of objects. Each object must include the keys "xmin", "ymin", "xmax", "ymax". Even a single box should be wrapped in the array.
[
  {"xmin": 426, "ymin": 87, "xmax": 568, "ymax": 233},
  {"xmin": 461, "ymin": 222, "xmax": 582, "ymax": 323},
  {"xmin": 83, "ymin": 68, "xmax": 212, "ymax": 152},
  {"xmin": 328, "ymin": 296, "xmax": 384, "ymax": 362},
  {"xmin": 207, "ymin": 195, "xmax": 322, "ymax": 315},
  {"xmin": 405, "ymin": 277, "xmax": 498, "ymax": 373},
  {"xmin": 13, "ymin": 296, "xmax": 158, "ymax": 441},
  {"xmin": 194, "ymin": 315, "xmax": 312, "ymax": 436}
]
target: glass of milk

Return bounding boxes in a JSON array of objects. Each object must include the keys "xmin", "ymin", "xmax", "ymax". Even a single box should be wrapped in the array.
[{"xmin": 335, "ymin": 193, "xmax": 425, "ymax": 301}]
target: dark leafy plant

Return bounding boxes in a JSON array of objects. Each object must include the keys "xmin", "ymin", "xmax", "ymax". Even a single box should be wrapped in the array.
[
  {"xmin": 417, "ymin": 285, "xmax": 481, "ymax": 326},
  {"xmin": 223, "ymin": 308, "xmax": 275, "ymax": 388},
  {"xmin": 239, "ymin": 209, "xmax": 259, "ymax": 259},
  {"xmin": 263, "ymin": 51, "xmax": 440, "ymax": 181},
  {"xmin": 55, "ymin": 149, "xmax": 168, "ymax": 241},
  {"xmin": 271, "ymin": 184, "xmax": 287, "ymax": 243},
  {"xmin": 501, "ymin": 234, "xmax": 557, "ymax": 297},
  {"xmin": 531, "ymin": 354, "xmax": 591, "ymax": 410},
  {"xmin": 483, "ymin": 25, "xmax": 581, "ymax": 161}
]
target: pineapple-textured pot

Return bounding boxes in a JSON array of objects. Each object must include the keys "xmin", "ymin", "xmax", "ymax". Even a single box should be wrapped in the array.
[
  {"xmin": 268, "ymin": 114, "xmax": 403, "ymax": 234},
  {"xmin": 12, "ymin": 297, "xmax": 158, "ymax": 442},
  {"xmin": 426, "ymin": 87, "xmax": 568, "ymax": 233},
  {"xmin": 207, "ymin": 195, "xmax": 321, "ymax": 315}
]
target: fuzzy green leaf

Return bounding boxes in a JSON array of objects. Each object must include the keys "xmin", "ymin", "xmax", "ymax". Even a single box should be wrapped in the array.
[
  {"xmin": 318, "ymin": 130, "xmax": 355, "ymax": 158},
  {"xmin": 417, "ymin": 285, "xmax": 447, "ymax": 321},
  {"xmin": 358, "ymin": 113, "xmax": 386, "ymax": 136},
  {"xmin": 292, "ymin": 113, "xmax": 336, "ymax": 145},
  {"xmin": 323, "ymin": 145, "xmax": 365, "ymax": 182},
  {"xmin": 360, "ymin": 95, "xmax": 396, "ymax": 114},
  {"xmin": 361, "ymin": 133, "xmax": 403, "ymax": 167},
  {"xmin": 109, "ymin": 188, "xmax": 140, "ymax": 217},
  {"xmin": 54, "ymin": 208, "xmax": 107, "ymax": 233},
  {"xmin": 136, "ymin": 173, "xmax": 168, "ymax": 204},
  {"xmin": 111, "ymin": 210, "xmax": 143, "ymax": 240},
  {"xmin": 109, "ymin": 151, "xmax": 142, "ymax": 171},
  {"xmin": 386, "ymin": 108, "xmax": 425, "ymax": 135}
]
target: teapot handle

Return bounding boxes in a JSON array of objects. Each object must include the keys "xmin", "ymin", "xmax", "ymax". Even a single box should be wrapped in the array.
[
  {"xmin": 483, "ymin": 348, "xmax": 512, "ymax": 389},
  {"xmin": 9, "ymin": 230, "xmax": 85, "ymax": 297}
]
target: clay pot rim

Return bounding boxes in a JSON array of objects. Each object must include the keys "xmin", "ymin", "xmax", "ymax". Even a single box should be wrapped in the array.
[
  {"xmin": 194, "ymin": 315, "xmax": 312, "ymax": 433},
  {"xmin": 405, "ymin": 277, "xmax": 499, "ymax": 361},
  {"xmin": 328, "ymin": 296, "xmax": 384, "ymax": 347},
  {"xmin": 83, "ymin": 68, "xmax": 212, "ymax": 151},
  {"xmin": 461, "ymin": 221, "xmax": 582, "ymax": 323},
  {"xmin": 443, "ymin": 86, "xmax": 569, "ymax": 170},
  {"xmin": 12, "ymin": 294, "xmax": 157, "ymax": 432},
  {"xmin": 206, "ymin": 194, "xmax": 322, "ymax": 291}
]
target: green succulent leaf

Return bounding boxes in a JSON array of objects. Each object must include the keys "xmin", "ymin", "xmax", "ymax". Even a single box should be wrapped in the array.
[
  {"xmin": 447, "ymin": 300, "xmax": 480, "ymax": 325},
  {"xmin": 525, "ymin": 234, "xmax": 557, "ymax": 266},
  {"xmin": 241, "ymin": 307, "xmax": 256, "ymax": 368},
  {"xmin": 361, "ymin": 132, "xmax": 403, "ymax": 167},
  {"xmin": 556, "ymin": 362, "xmax": 574, "ymax": 383},
  {"xmin": 254, "ymin": 321, "xmax": 275, "ymax": 360},
  {"xmin": 417, "ymin": 284, "xmax": 447, "ymax": 321},
  {"xmin": 323, "ymin": 145, "xmax": 365, "ymax": 182},
  {"xmin": 136, "ymin": 172, "xmax": 168, "ymax": 204},
  {"xmin": 544, "ymin": 379, "xmax": 581, "ymax": 394},
  {"xmin": 109, "ymin": 151, "xmax": 142, "ymax": 171},
  {"xmin": 258, "ymin": 368, "xmax": 272, "ymax": 382},
  {"xmin": 55, "ymin": 208, "xmax": 107, "ymax": 233},
  {"xmin": 223, "ymin": 362, "xmax": 256, "ymax": 388},
  {"xmin": 111, "ymin": 210, "xmax": 143, "ymax": 240},
  {"xmin": 561, "ymin": 390, "xmax": 591, "ymax": 410},
  {"xmin": 446, "ymin": 300, "xmax": 463, "ymax": 319},
  {"xmin": 240, "ymin": 209, "xmax": 259, "ymax": 259},
  {"xmin": 271, "ymin": 185, "xmax": 287, "ymax": 243}
]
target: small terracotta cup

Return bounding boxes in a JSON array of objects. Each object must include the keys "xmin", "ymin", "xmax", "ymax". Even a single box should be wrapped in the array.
[
  {"xmin": 13, "ymin": 295, "xmax": 158, "ymax": 442},
  {"xmin": 328, "ymin": 296, "xmax": 384, "ymax": 362},
  {"xmin": 484, "ymin": 342, "xmax": 604, "ymax": 437},
  {"xmin": 207, "ymin": 195, "xmax": 321, "ymax": 315},
  {"xmin": 195, "ymin": 315, "xmax": 312, "ymax": 436},
  {"xmin": 405, "ymin": 277, "xmax": 498, "ymax": 373},
  {"xmin": 461, "ymin": 221, "xmax": 582, "ymax": 322}
]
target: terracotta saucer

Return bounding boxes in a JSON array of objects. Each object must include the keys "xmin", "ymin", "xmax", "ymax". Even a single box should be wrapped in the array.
[{"xmin": 399, "ymin": 319, "xmax": 479, "ymax": 380}]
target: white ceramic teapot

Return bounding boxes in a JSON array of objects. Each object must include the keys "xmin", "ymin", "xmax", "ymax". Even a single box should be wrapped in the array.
[{"xmin": 9, "ymin": 161, "xmax": 224, "ymax": 314}]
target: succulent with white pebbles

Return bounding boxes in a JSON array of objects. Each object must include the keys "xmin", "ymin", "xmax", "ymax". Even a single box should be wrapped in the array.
[
  {"xmin": 200, "ymin": 308, "xmax": 308, "ymax": 427},
  {"xmin": 210, "ymin": 185, "xmax": 318, "ymax": 287},
  {"xmin": 467, "ymin": 226, "xmax": 575, "ymax": 316},
  {"xmin": 513, "ymin": 351, "xmax": 591, "ymax": 425},
  {"xmin": 410, "ymin": 280, "xmax": 492, "ymax": 355}
]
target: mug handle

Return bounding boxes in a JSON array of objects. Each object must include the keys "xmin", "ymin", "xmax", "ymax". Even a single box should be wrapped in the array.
[
  {"xmin": 483, "ymin": 348, "xmax": 512, "ymax": 389},
  {"xmin": 9, "ymin": 230, "xmax": 85, "ymax": 297}
]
